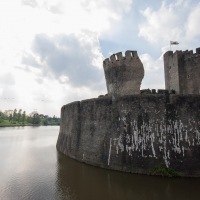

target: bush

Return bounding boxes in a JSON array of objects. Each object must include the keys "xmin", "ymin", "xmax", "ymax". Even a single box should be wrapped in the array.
[{"xmin": 149, "ymin": 164, "xmax": 180, "ymax": 177}]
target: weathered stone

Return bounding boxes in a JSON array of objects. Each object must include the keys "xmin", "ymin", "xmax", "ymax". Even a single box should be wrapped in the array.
[
  {"xmin": 57, "ymin": 47, "xmax": 200, "ymax": 177},
  {"xmin": 164, "ymin": 48, "xmax": 200, "ymax": 94},
  {"xmin": 103, "ymin": 51, "xmax": 144, "ymax": 99},
  {"xmin": 56, "ymin": 95, "xmax": 200, "ymax": 177}
]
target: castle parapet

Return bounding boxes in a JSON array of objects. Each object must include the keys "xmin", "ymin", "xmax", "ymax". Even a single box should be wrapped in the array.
[
  {"xmin": 103, "ymin": 50, "xmax": 144, "ymax": 99},
  {"xmin": 164, "ymin": 48, "xmax": 200, "ymax": 60}
]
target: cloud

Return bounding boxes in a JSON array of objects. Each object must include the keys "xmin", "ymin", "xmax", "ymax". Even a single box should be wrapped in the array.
[
  {"xmin": 22, "ymin": 0, "xmax": 38, "ymax": 8},
  {"xmin": 138, "ymin": 2, "xmax": 183, "ymax": 45},
  {"xmin": 0, "ymin": 73, "xmax": 17, "ymax": 100},
  {"xmin": 0, "ymin": 73, "xmax": 15, "ymax": 86},
  {"xmin": 22, "ymin": 32, "xmax": 106, "ymax": 90},
  {"xmin": 185, "ymin": 3, "xmax": 200, "ymax": 43},
  {"xmin": 20, "ymin": 0, "xmax": 133, "ymax": 34},
  {"xmin": 81, "ymin": 0, "xmax": 132, "ymax": 18},
  {"xmin": 140, "ymin": 53, "xmax": 165, "ymax": 89},
  {"xmin": 0, "ymin": 0, "xmax": 134, "ymax": 116},
  {"xmin": 5, "ymin": 0, "xmax": 200, "ymax": 117},
  {"xmin": 138, "ymin": 0, "xmax": 200, "ymax": 48}
]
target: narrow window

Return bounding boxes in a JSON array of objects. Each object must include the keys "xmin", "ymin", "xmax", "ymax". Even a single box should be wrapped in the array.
[{"xmin": 187, "ymin": 74, "xmax": 190, "ymax": 79}]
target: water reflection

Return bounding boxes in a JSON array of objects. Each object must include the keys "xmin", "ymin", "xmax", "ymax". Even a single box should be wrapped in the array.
[
  {"xmin": 0, "ymin": 126, "xmax": 59, "ymax": 200},
  {"xmin": 56, "ymin": 152, "xmax": 200, "ymax": 200},
  {"xmin": 0, "ymin": 127, "xmax": 200, "ymax": 200}
]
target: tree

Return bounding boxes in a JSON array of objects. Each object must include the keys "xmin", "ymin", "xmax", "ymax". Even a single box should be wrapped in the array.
[
  {"xmin": 43, "ymin": 119, "xmax": 48, "ymax": 125},
  {"xmin": 0, "ymin": 111, "xmax": 4, "ymax": 123},
  {"xmin": 22, "ymin": 111, "xmax": 26, "ymax": 124},
  {"xmin": 9, "ymin": 114, "xmax": 12, "ymax": 122},
  {"xmin": 17, "ymin": 109, "xmax": 22, "ymax": 122},
  {"xmin": 32, "ymin": 113, "xmax": 41, "ymax": 125},
  {"xmin": 13, "ymin": 109, "xmax": 17, "ymax": 123}
]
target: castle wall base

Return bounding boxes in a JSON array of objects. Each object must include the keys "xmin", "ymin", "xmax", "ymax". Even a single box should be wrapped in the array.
[{"xmin": 57, "ymin": 95, "xmax": 200, "ymax": 177}]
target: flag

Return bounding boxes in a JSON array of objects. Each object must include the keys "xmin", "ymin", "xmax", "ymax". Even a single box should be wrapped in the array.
[{"xmin": 170, "ymin": 41, "xmax": 179, "ymax": 45}]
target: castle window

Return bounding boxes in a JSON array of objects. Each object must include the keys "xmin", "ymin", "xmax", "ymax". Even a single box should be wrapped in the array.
[
  {"xmin": 187, "ymin": 75, "xmax": 190, "ymax": 79},
  {"xmin": 169, "ymin": 66, "xmax": 171, "ymax": 69}
]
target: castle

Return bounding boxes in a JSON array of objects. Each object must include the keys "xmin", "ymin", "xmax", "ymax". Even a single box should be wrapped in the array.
[
  {"xmin": 164, "ymin": 48, "xmax": 200, "ymax": 94},
  {"xmin": 57, "ymin": 47, "xmax": 200, "ymax": 177},
  {"xmin": 103, "ymin": 48, "xmax": 200, "ymax": 96}
]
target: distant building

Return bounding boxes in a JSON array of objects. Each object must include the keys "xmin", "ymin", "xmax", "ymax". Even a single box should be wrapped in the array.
[{"xmin": 4, "ymin": 110, "xmax": 14, "ymax": 116}]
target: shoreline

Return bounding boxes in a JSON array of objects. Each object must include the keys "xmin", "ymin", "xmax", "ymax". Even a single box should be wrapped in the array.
[{"xmin": 0, "ymin": 124, "xmax": 60, "ymax": 127}]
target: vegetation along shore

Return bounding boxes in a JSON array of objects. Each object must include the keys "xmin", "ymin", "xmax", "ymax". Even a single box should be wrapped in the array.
[{"xmin": 0, "ymin": 109, "xmax": 60, "ymax": 127}]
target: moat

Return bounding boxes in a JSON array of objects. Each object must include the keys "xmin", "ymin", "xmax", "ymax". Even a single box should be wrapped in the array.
[{"xmin": 0, "ymin": 126, "xmax": 200, "ymax": 200}]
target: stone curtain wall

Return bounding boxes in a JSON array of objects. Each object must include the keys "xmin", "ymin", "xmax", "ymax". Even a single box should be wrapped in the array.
[{"xmin": 57, "ymin": 95, "xmax": 200, "ymax": 177}]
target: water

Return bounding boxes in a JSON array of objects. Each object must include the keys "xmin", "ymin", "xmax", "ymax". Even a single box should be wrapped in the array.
[{"xmin": 0, "ymin": 126, "xmax": 199, "ymax": 200}]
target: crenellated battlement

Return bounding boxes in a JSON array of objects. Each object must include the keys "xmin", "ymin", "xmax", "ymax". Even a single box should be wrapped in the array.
[
  {"xmin": 164, "ymin": 47, "xmax": 200, "ymax": 60},
  {"xmin": 103, "ymin": 51, "xmax": 139, "ymax": 69},
  {"xmin": 103, "ymin": 50, "xmax": 144, "ymax": 98},
  {"xmin": 164, "ymin": 47, "xmax": 200, "ymax": 94}
]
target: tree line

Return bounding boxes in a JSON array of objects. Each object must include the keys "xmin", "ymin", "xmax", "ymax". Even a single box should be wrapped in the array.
[{"xmin": 0, "ymin": 109, "xmax": 60, "ymax": 126}]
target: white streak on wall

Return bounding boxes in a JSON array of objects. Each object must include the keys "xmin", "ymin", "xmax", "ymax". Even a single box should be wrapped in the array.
[
  {"xmin": 182, "ymin": 146, "xmax": 185, "ymax": 157},
  {"xmin": 196, "ymin": 129, "xmax": 200, "ymax": 144},
  {"xmin": 108, "ymin": 138, "xmax": 112, "ymax": 166},
  {"xmin": 110, "ymin": 114, "xmax": 200, "ymax": 168},
  {"xmin": 163, "ymin": 139, "xmax": 169, "ymax": 167},
  {"xmin": 151, "ymin": 142, "xmax": 156, "ymax": 157},
  {"xmin": 116, "ymin": 143, "xmax": 119, "ymax": 154},
  {"xmin": 185, "ymin": 130, "xmax": 188, "ymax": 142},
  {"xmin": 167, "ymin": 150, "xmax": 170, "ymax": 159}
]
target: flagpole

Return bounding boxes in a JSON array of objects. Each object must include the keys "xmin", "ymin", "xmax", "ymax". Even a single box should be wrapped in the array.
[{"xmin": 170, "ymin": 41, "xmax": 171, "ymax": 51}]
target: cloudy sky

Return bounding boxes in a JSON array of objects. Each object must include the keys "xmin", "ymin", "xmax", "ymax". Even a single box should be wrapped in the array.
[{"xmin": 0, "ymin": 0, "xmax": 199, "ymax": 116}]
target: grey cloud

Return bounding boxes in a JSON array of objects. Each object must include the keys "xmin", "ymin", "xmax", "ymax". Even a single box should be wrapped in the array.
[
  {"xmin": 15, "ymin": 65, "xmax": 32, "ymax": 73},
  {"xmin": 35, "ymin": 77, "xmax": 44, "ymax": 84},
  {"xmin": 21, "ymin": 0, "xmax": 38, "ymax": 8},
  {"xmin": 24, "ymin": 33, "xmax": 105, "ymax": 90},
  {"xmin": 0, "ymin": 73, "xmax": 15, "ymax": 86},
  {"xmin": 22, "ymin": 0, "xmax": 63, "ymax": 14},
  {"xmin": 81, "ymin": 0, "xmax": 132, "ymax": 15},
  {"xmin": 0, "ymin": 74, "xmax": 17, "ymax": 100},
  {"xmin": 22, "ymin": 54, "xmax": 41, "ymax": 68},
  {"xmin": 49, "ymin": 3, "xmax": 63, "ymax": 14}
]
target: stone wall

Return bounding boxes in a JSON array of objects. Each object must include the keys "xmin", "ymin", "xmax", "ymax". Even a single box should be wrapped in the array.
[
  {"xmin": 103, "ymin": 51, "xmax": 144, "ymax": 99},
  {"xmin": 57, "ymin": 94, "xmax": 200, "ymax": 177},
  {"xmin": 164, "ymin": 48, "xmax": 200, "ymax": 94}
]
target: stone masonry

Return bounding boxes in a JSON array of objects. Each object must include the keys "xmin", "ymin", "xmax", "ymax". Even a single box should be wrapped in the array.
[
  {"xmin": 57, "ymin": 95, "xmax": 200, "ymax": 177},
  {"xmin": 57, "ymin": 47, "xmax": 200, "ymax": 177},
  {"xmin": 103, "ymin": 51, "xmax": 144, "ymax": 99},
  {"xmin": 164, "ymin": 47, "xmax": 200, "ymax": 94}
]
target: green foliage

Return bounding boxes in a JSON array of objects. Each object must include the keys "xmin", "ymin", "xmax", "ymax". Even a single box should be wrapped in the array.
[
  {"xmin": 30, "ymin": 113, "xmax": 41, "ymax": 125},
  {"xmin": 0, "ymin": 109, "xmax": 60, "ymax": 127},
  {"xmin": 149, "ymin": 164, "xmax": 180, "ymax": 177},
  {"xmin": 42, "ymin": 119, "xmax": 48, "ymax": 125},
  {"xmin": 0, "ymin": 112, "xmax": 4, "ymax": 123}
]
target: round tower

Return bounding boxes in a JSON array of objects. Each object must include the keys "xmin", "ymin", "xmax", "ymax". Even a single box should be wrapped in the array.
[{"xmin": 103, "ymin": 50, "xmax": 144, "ymax": 99}]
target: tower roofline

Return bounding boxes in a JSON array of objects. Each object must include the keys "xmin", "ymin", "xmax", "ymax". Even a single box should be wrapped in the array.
[{"xmin": 103, "ymin": 51, "xmax": 138, "ymax": 68}]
